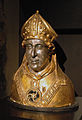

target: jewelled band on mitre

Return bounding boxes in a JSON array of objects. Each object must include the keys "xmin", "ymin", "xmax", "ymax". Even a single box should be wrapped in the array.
[{"xmin": 21, "ymin": 10, "xmax": 58, "ymax": 50}]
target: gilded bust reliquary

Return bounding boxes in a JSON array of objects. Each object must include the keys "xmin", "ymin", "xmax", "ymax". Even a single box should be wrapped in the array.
[{"xmin": 10, "ymin": 11, "xmax": 76, "ymax": 111}]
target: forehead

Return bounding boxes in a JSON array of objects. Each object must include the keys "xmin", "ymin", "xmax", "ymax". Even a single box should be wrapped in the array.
[{"xmin": 26, "ymin": 39, "xmax": 46, "ymax": 45}]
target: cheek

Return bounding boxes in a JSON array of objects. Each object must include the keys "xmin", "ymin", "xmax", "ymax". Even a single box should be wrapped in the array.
[
  {"xmin": 37, "ymin": 49, "xmax": 42, "ymax": 54},
  {"xmin": 37, "ymin": 50, "xmax": 44, "ymax": 58},
  {"xmin": 26, "ymin": 49, "xmax": 32, "ymax": 56},
  {"xmin": 37, "ymin": 50, "xmax": 48, "ymax": 62},
  {"xmin": 26, "ymin": 51, "xmax": 31, "ymax": 61},
  {"xmin": 41, "ymin": 54, "xmax": 47, "ymax": 63}
]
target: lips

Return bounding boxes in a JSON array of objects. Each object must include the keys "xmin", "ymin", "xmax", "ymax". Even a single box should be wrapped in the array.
[{"xmin": 31, "ymin": 60, "xmax": 39, "ymax": 64}]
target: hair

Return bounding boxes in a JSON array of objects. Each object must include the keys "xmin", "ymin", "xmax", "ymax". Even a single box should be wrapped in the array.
[{"xmin": 47, "ymin": 41, "xmax": 55, "ymax": 56}]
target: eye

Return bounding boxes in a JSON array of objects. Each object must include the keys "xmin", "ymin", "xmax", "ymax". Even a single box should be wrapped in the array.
[
  {"xmin": 26, "ymin": 44, "xmax": 32, "ymax": 49},
  {"xmin": 36, "ymin": 44, "xmax": 43, "ymax": 49}
]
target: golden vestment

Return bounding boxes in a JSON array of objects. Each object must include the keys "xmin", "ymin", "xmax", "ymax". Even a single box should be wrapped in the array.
[{"xmin": 10, "ymin": 54, "xmax": 75, "ymax": 108}]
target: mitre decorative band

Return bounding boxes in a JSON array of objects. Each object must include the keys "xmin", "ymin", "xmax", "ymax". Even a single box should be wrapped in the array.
[{"xmin": 21, "ymin": 10, "xmax": 58, "ymax": 48}]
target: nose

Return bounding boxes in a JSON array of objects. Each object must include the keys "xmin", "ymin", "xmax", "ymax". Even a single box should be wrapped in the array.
[{"xmin": 31, "ymin": 47, "xmax": 37, "ymax": 58}]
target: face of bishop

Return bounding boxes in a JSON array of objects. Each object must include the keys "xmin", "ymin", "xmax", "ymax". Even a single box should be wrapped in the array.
[{"xmin": 26, "ymin": 39, "xmax": 50, "ymax": 72}]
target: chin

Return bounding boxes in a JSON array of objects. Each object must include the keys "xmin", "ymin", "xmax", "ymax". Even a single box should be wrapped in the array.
[
  {"xmin": 31, "ymin": 65, "xmax": 40, "ymax": 72},
  {"xmin": 32, "ymin": 68, "xmax": 40, "ymax": 72}
]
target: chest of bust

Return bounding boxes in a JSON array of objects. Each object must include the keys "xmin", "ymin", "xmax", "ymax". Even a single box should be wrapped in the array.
[
  {"xmin": 21, "ymin": 70, "xmax": 55, "ymax": 96},
  {"xmin": 18, "ymin": 70, "xmax": 57, "ymax": 106}
]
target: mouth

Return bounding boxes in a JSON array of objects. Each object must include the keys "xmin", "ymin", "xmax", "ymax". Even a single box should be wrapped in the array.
[{"xmin": 31, "ymin": 60, "xmax": 39, "ymax": 64}]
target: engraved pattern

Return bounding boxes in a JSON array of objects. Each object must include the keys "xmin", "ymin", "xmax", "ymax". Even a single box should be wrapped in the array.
[
  {"xmin": 21, "ymin": 11, "xmax": 58, "ymax": 52},
  {"xmin": 10, "ymin": 11, "xmax": 75, "ymax": 107},
  {"xmin": 11, "ymin": 55, "xmax": 75, "ymax": 107}
]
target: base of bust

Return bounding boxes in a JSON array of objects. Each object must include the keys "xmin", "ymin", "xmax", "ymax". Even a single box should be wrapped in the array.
[{"xmin": 7, "ymin": 97, "xmax": 79, "ymax": 112}]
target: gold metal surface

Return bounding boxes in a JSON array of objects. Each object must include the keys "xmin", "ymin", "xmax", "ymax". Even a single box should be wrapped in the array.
[
  {"xmin": 10, "ymin": 11, "xmax": 75, "ymax": 108},
  {"xmin": 21, "ymin": 10, "xmax": 58, "ymax": 51},
  {"xmin": 11, "ymin": 54, "xmax": 75, "ymax": 107}
]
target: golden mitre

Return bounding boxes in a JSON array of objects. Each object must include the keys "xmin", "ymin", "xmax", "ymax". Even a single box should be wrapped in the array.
[
  {"xmin": 21, "ymin": 10, "xmax": 58, "ymax": 49},
  {"xmin": 10, "ymin": 11, "xmax": 76, "ymax": 111}
]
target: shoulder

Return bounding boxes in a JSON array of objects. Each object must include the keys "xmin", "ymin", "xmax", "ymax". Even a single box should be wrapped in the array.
[
  {"xmin": 50, "ymin": 79, "xmax": 75, "ymax": 107},
  {"xmin": 14, "ymin": 64, "xmax": 24, "ymax": 82}
]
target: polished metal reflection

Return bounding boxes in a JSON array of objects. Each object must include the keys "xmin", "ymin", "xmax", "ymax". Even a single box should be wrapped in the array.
[
  {"xmin": 26, "ymin": 39, "xmax": 50, "ymax": 72},
  {"xmin": 10, "ymin": 11, "xmax": 75, "ymax": 109}
]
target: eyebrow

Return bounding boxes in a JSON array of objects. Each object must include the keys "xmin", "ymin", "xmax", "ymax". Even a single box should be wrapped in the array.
[
  {"xmin": 25, "ymin": 42, "xmax": 47, "ymax": 48},
  {"xmin": 26, "ymin": 43, "xmax": 32, "ymax": 46},
  {"xmin": 26, "ymin": 43, "xmax": 43, "ymax": 46}
]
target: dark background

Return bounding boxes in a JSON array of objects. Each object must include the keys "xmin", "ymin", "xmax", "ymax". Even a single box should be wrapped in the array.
[{"xmin": 20, "ymin": 0, "xmax": 82, "ymax": 29}]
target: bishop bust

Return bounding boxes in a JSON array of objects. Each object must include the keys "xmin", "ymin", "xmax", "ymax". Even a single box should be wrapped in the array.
[{"xmin": 10, "ymin": 11, "xmax": 75, "ymax": 108}]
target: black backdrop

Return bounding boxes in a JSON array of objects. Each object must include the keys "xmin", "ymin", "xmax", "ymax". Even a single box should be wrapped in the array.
[{"xmin": 20, "ymin": 0, "xmax": 82, "ymax": 29}]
